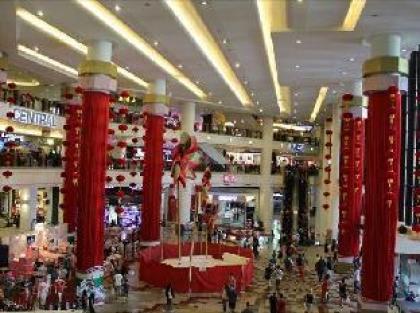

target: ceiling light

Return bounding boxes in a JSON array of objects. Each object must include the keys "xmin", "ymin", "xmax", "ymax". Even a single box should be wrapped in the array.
[
  {"xmin": 17, "ymin": 44, "xmax": 78, "ymax": 78},
  {"xmin": 296, "ymin": 39, "xmax": 302, "ymax": 44},
  {"xmin": 244, "ymin": 80, "xmax": 248, "ymax": 85},
  {"xmin": 256, "ymin": 100, "xmax": 260, "ymax": 105},
  {"xmin": 259, "ymin": 108, "xmax": 263, "ymax": 113},
  {"xmin": 37, "ymin": 10, "xmax": 44, "ymax": 17},
  {"xmin": 222, "ymin": 38, "xmax": 228, "ymax": 45},
  {"xmin": 241, "ymin": 119, "xmax": 244, "ymax": 124},
  {"xmin": 294, "ymin": 109, "xmax": 297, "ymax": 114},
  {"xmin": 349, "ymin": 57, "xmax": 355, "ymax": 62},
  {"xmin": 218, "ymin": 100, "xmax": 223, "ymax": 104},
  {"xmin": 256, "ymin": 0, "xmax": 288, "ymax": 113},
  {"xmin": 297, "ymin": 0, "xmax": 303, "ymax": 2},
  {"xmin": 114, "ymin": 4, "xmax": 121, "ymax": 12},
  {"xmin": 201, "ymin": 1, "xmax": 208, "ymax": 5},
  {"xmin": 310, "ymin": 87, "xmax": 328, "ymax": 122},
  {"xmin": 295, "ymin": 65, "xmax": 300, "ymax": 69},
  {"xmin": 251, "ymin": 92, "xmax": 254, "ymax": 97},
  {"xmin": 76, "ymin": 0, "xmax": 205, "ymax": 98},
  {"xmin": 153, "ymin": 41, "xmax": 159, "ymax": 46},
  {"xmin": 7, "ymin": 79, "xmax": 40, "ymax": 87},
  {"xmin": 342, "ymin": 71, "xmax": 347, "ymax": 75},
  {"xmin": 165, "ymin": 0, "xmax": 251, "ymax": 106},
  {"xmin": 332, "ymin": 90, "xmax": 337, "ymax": 94},
  {"xmin": 208, "ymin": 91, "xmax": 212, "ymax": 96},
  {"xmin": 294, "ymin": 92, "xmax": 299, "ymax": 96},
  {"xmin": 402, "ymin": 49, "xmax": 407, "ymax": 52},
  {"xmin": 273, "ymin": 123, "xmax": 312, "ymax": 132},
  {"xmin": 341, "ymin": 0, "xmax": 366, "ymax": 31},
  {"xmin": 34, "ymin": 46, "xmax": 39, "ymax": 52},
  {"xmin": 178, "ymin": 64, "xmax": 183, "ymax": 69},
  {"xmin": 235, "ymin": 62, "xmax": 240, "ymax": 68},
  {"xmin": 125, "ymin": 66, "xmax": 129, "ymax": 70},
  {"xmin": 195, "ymin": 80, "xmax": 200, "ymax": 84},
  {"xmin": 16, "ymin": 7, "xmax": 149, "ymax": 89}
]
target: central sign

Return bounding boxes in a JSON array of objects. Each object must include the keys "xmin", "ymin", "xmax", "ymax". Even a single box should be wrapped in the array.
[{"xmin": 13, "ymin": 108, "xmax": 57, "ymax": 128}]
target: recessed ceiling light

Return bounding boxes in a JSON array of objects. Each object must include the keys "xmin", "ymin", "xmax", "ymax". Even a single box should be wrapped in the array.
[
  {"xmin": 178, "ymin": 64, "xmax": 183, "ymax": 69},
  {"xmin": 256, "ymin": 100, "xmax": 260, "ymax": 105},
  {"xmin": 244, "ymin": 80, "xmax": 248, "ymax": 85},
  {"xmin": 297, "ymin": 0, "xmax": 303, "ymax": 2},
  {"xmin": 208, "ymin": 91, "xmax": 212, "ymax": 96},
  {"xmin": 195, "ymin": 80, "xmax": 200, "ymax": 84},
  {"xmin": 218, "ymin": 100, "xmax": 223, "ymax": 104},
  {"xmin": 342, "ymin": 71, "xmax": 347, "ymax": 75},
  {"xmin": 332, "ymin": 90, "xmax": 337, "ymax": 94},
  {"xmin": 153, "ymin": 41, "xmax": 159, "ymax": 46},
  {"xmin": 37, "ymin": 10, "xmax": 44, "ymax": 17},
  {"xmin": 251, "ymin": 92, "xmax": 254, "ymax": 97},
  {"xmin": 402, "ymin": 48, "xmax": 407, "ymax": 52},
  {"xmin": 259, "ymin": 108, "xmax": 263, "ymax": 113},
  {"xmin": 349, "ymin": 57, "xmax": 355, "ymax": 62},
  {"xmin": 222, "ymin": 38, "xmax": 228, "ymax": 45},
  {"xmin": 241, "ymin": 119, "xmax": 244, "ymax": 123},
  {"xmin": 295, "ymin": 65, "xmax": 300, "ymax": 69},
  {"xmin": 294, "ymin": 109, "xmax": 297, "ymax": 114},
  {"xmin": 34, "ymin": 46, "xmax": 39, "ymax": 52},
  {"xmin": 296, "ymin": 39, "xmax": 302, "ymax": 44},
  {"xmin": 235, "ymin": 62, "xmax": 240, "ymax": 68},
  {"xmin": 201, "ymin": 1, "xmax": 208, "ymax": 5},
  {"xmin": 115, "ymin": 4, "xmax": 121, "ymax": 12},
  {"xmin": 233, "ymin": 120, "xmax": 237, "ymax": 124},
  {"xmin": 294, "ymin": 92, "xmax": 299, "ymax": 96},
  {"xmin": 125, "ymin": 66, "xmax": 129, "ymax": 70}
]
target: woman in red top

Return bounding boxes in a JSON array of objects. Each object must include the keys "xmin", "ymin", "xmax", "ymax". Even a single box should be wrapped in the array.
[
  {"xmin": 276, "ymin": 293, "xmax": 287, "ymax": 313},
  {"xmin": 321, "ymin": 274, "xmax": 330, "ymax": 303}
]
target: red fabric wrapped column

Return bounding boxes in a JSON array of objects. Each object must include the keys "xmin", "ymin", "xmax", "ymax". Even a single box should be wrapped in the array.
[
  {"xmin": 338, "ymin": 94, "xmax": 365, "ymax": 257},
  {"xmin": 362, "ymin": 87, "xmax": 401, "ymax": 302},
  {"xmin": 140, "ymin": 79, "xmax": 168, "ymax": 244},
  {"xmin": 76, "ymin": 41, "xmax": 117, "ymax": 275},
  {"xmin": 141, "ymin": 114, "xmax": 164, "ymax": 242}
]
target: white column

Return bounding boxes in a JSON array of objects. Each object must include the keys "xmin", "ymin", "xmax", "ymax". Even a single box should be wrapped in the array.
[
  {"xmin": 179, "ymin": 101, "xmax": 196, "ymax": 224},
  {"xmin": 329, "ymin": 102, "xmax": 341, "ymax": 240},
  {"xmin": 259, "ymin": 117, "xmax": 274, "ymax": 232},
  {"xmin": 370, "ymin": 34, "xmax": 401, "ymax": 58},
  {"xmin": 19, "ymin": 187, "xmax": 38, "ymax": 231}
]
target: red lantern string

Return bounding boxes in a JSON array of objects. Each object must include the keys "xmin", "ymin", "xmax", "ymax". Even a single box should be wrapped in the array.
[{"xmin": 118, "ymin": 124, "xmax": 128, "ymax": 132}]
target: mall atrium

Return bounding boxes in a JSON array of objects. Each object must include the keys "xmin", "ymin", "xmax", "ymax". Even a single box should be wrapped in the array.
[{"xmin": 0, "ymin": 0, "xmax": 419, "ymax": 312}]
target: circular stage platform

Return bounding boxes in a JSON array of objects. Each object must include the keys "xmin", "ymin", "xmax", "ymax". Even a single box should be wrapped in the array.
[{"xmin": 139, "ymin": 243, "xmax": 254, "ymax": 293}]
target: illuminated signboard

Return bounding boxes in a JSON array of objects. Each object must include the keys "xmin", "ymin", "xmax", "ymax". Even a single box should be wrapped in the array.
[{"xmin": 13, "ymin": 108, "xmax": 57, "ymax": 128}]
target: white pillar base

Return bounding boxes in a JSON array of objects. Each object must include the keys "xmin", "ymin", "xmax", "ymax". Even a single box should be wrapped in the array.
[{"xmin": 359, "ymin": 300, "xmax": 389, "ymax": 313}]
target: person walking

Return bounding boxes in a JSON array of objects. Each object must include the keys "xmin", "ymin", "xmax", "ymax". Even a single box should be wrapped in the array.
[
  {"xmin": 321, "ymin": 274, "xmax": 330, "ymax": 303},
  {"xmin": 165, "ymin": 283, "xmax": 175, "ymax": 310},
  {"xmin": 353, "ymin": 267, "xmax": 361, "ymax": 294},
  {"xmin": 315, "ymin": 256, "xmax": 326, "ymax": 282},
  {"xmin": 296, "ymin": 253, "xmax": 305, "ymax": 281},
  {"xmin": 88, "ymin": 290, "xmax": 95, "ymax": 313},
  {"xmin": 339, "ymin": 277, "xmax": 347, "ymax": 307},
  {"xmin": 276, "ymin": 293, "xmax": 286, "ymax": 313},
  {"xmin": 269, "ymin": 292, "xmax": 277, "ymax": 313},
  {"xmin": 227, "ymin": 285, "xmax": 237, "ymax": 313},
  {"xmin": 81, "ymin": 290, "xmax": 88, "ymax": 312},
  {"xmin": 304, "ymin": 289, "xmax": 314, "ymax": 313}
]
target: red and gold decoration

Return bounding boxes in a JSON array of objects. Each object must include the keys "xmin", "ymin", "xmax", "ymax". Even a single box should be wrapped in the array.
[
  {"xmin": 338, "ymin": 94, "xmax": 365, "ymax": 257},
  {"xmin": 362, "ymin": 86, "xmax": 402, "ymax": 302},
  {"xmin": 61, "ymin": 92, "xmax": 82, "ymax": 232},
  {"xmin": 322, "ymin": 118, "xmax": 333, "ymax": 211}
]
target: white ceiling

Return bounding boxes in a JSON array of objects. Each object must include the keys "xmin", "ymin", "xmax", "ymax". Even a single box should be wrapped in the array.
[{"xmin": 0, "ymin": 0, "xmax": 419, "ymax": 123}]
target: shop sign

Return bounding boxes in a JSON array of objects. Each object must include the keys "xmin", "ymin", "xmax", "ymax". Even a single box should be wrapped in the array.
[
  {"xmin": 291, "ymin": 143, "xmax": 305, "ymax": 153},
  {"xmin": 223, "ymin": 173, "xmax": 236, "ymax": 185},
  {"xmin": 12, "ymin": 108, "xmax": 57, "ymax": 128}
]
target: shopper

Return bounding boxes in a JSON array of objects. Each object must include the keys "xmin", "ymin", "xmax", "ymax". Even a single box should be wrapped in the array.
[
  {"xmin": 353, "ymin": 266, "xmax": 361, "ymax": 294},
  {"xmin": 315, "ymin": 256, "xmax": 326, "ymax": 282},
  {"xmin": 304, "ymin": 289, "xmax": 314, "ymax": 313},
  {"xmin": 81, "ymin": 290, "xmax": 88, "ymax": 312},
  {"xmin": 268, "ymin": 292, "xmax": 277, "ymax": 313},
  {"xmin": 339, "ymin": 277, "xmax": 347, "ymax": 307},
  {"xmin": 165, "ymin": 283, "xmax": 175, "ymax": 309},
  {"xmin": 88, "ymin": 290, "xmax": 95, "ymax": 313},
  {"xmin": 227, "ymin": 285, "xmax": 237, "ymax": 313},
  {"xmin": 296, "ymin": 253, "xmax": 305, "ymax": 281},
  {"xmin": 113, "ymin": 271, "xmax": 123, "ymax": 297},
  {"xmin": 276, "ymin": 293, "xmax": 286, "ymax": 313},
  {"xmin": 321, "ymin": 274, "xmax": 330, "ymax": 303}
]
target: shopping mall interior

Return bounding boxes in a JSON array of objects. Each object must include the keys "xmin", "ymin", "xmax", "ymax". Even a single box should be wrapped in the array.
[{"xmin": 0, "ymin": 0, "xmax": 419, "ymax": 312}]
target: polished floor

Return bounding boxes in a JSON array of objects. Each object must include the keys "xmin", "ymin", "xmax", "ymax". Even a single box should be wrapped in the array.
[{"xmin": 97, "ymin": 245, "xmax": 358, "ymax": 313}]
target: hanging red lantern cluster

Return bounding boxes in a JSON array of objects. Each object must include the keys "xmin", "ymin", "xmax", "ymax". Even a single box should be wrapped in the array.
[
  {"xmin": 322, "ymin": 118, "xmax": 333, "ymax": 210},
  {"xmin": 60, "ymin": 101, "xmax": 82, "ymax": 232}
]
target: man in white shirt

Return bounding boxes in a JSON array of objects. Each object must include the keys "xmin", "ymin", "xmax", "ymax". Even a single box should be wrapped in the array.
[{"xmin": 113, "ymin": 272, "xmax": 123, "ymax": 297}]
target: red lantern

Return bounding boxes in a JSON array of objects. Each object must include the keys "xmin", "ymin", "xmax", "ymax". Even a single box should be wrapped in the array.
[
  {"xmin": 116, "ymin": 190, "xmax": 125, "ymax": 198},
  {"xmin": 120, "ymin": 90, "xmax": 130, "ymax": 98},
  {"xmin": 118, "ymin": 107, "xmax": 129, "ymax": 115},
  {"xmin": 118, "ymin": 124, "xmax": 128, "ymax": 132},
  {"xmin": 7, "ymin": 82, "xmax": 16, "ymax": 90},
  {"xmin": 115, "ymin": 206, "xmax": 124, "ymax": 214},
  {"xmin": 326, "ymin": 117, "xmax": 333, "ymax": 123},
  {"xmin": 129, "ymin": 183, "xmax": 137, "ymax": 188},
  {"xmin": 64, "ymin": 93, "xmax": 73, "ymax": 100},
  {"xmin": 323, "ymin": 191, "xmax": 330, "ymax": 197},
  {"xmin": 342, "ymin": 94, "xmax": 354, "ymax": 102},
  {"xmin": 117, "ymin": 141, "xmax": 127, "ymax": 148},
  {"xmin": 342, "ymin": 112, "xmax": 353, "ymax": 119},
  {"xmin": 75, "ymin": 86, "xmax": 83, "ymax": 94},
  {"xmin": 324, "ymin": 166, "xmax": 331, "ymax": 173},
  {"xmin": 2, "ymin": 170, "xmax": 12, "ymax": 178},
  {"xmin": 108, "ymin": 129, "xmax": 115, "ymax": 135},
  {"xmin": 130, "ymin": 171, "xmax": 137, "ymax": 177},
  {"xmin": 106, "ymin": 176, "xmax": 113, "ymax": 183},
  {"xmin": 116, "ymin": 175, "xmax": 125, "ymax": 183},
  {"xmin": 325, "ymin": 142, "xmax": 333, "ymax": 147},
  {"xmin": 2, "ymin": 186, "xmax": 12, "ymax": 192},
  {"xmin": 325, "ymin": 130, "xmax": 333, "ymax": 135},
  {"xmin": 324, "ymin": 179, "xmax": 331, "ymax": 184},
  {"xmin": 117, "ymin": 158, "xmax": 125, "ymax": 166},
  {"xmin": 5, "ymin": 126, "xmax": 14, "ymax": 133},
  {"xmin": 323, "ymin": 204, "xmax": 330, "ymax": 210},
  {"xmin": 132, "ymin": 126, "xmax": 139, "ymax": 133},
  {"xmin": 6, "ymin": 112, "xmax": 14, "ymax": 119},
  {"xmin": 6, "ymin": 97, "xmax": 16, "ymax": 104},
  {"xmin": 132, "ymin": 138, "xmax": 138, "ymax": 144},
  {"xmin": 171, "ymin": 138, "xmax": 178, "ymax": 144},
  {"xmin": 325, "ymin": 154, "xmax": 331, "ymax": 160}
]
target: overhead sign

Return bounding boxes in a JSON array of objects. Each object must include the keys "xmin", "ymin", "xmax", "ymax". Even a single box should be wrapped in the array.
[{"xmin": 13, "ymin": 108, "xmax": 57, "ymax": 128}]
